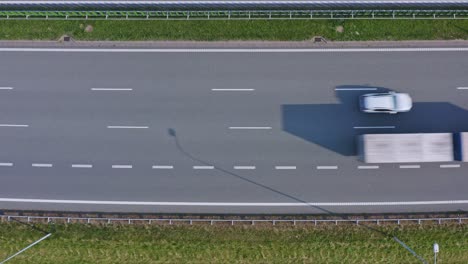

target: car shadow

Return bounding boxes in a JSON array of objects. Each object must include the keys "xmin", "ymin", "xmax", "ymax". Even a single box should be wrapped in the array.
[{"xmin": 282, "ymin": 85, "xmax": 468, "ymax": 156}]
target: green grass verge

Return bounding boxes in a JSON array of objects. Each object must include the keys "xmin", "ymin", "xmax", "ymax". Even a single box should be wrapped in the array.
[
  {"xmin": 0, "ymin": 20, "xmax": 467, "ymax": 41},
  {"xmin": 0, "ymin": 222, "xmax": 467, "ymax": 263}
]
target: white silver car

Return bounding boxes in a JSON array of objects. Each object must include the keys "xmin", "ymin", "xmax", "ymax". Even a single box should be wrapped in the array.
[{"xmin": 359, "ymin": 92, "xmax": 412, "ymax": 114}]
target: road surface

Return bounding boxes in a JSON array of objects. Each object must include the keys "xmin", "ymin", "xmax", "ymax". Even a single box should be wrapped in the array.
[{"xmin": 0, "ymin": 47, "xmax": 467, "ymax": 214}]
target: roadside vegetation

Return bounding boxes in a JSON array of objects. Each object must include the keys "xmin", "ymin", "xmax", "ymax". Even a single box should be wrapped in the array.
[
  {"xmin": 0, "ymin": 20, "xmax": 467, "ymax": 41},
  {"xmin": 0, "ymin": 222, "xmax": 467, "ymax": 263}
]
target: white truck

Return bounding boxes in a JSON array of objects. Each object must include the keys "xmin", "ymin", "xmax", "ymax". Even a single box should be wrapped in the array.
[{"xmin": 358, "ymin": 132, "xmax": 468, "ymax": 163}]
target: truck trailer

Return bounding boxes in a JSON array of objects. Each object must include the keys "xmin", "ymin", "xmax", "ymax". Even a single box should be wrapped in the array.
[{"xmin": 357, "ymin": 132, "xmax": 468, "ymax": 163}]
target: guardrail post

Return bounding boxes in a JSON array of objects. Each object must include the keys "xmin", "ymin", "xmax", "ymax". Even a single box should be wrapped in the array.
[
  {"xmin": 248, "ymin": 11, "xmax": 251, "ymax": 19},
  {"xmin": 169, "ymin": 219, "xmax": 172, "ymax": 225},
  {"xmin": 331, "ymin": 11, "xmax": 333, "ymax": 19},
  {"xmin": 146, "ymin": 11, "xmax": 149, "ymax": 19},
  {"xmin": 310, "ymin": 11, "xmax": 313, "ymax": 19},
  {"xmin": 418, "ymin": 219, "xmax": 421, "ymax": 225},
  {"xmin": 314, "ymin": 220, "xmax": 317, "ymax": 226},
  {"xmin": 210, "ymin": 220, "xmax": 213, "ymax": 225},
  {"xmin": 454, "ymin": 14, "xmax": 456, "ymax": 19},
  {"xmin": 108, "ymin": 219, "xmax": 111, "ymax": 224},
  {"xmin": 7, "ymin": 216, "xmax": 10, "ymax": 222},
  {"xmin": 207, "ymin": 12, "xmax": 210, "ymax": 19},
  {"xmin": 128, "ymin": 219, "xmax": 131, "ymax": 224},
  {"xmin": 251, "ymin": 220, "xmax": 255, "ymax": 226},
  {"xmin": 87, "ymin": 218, "xmax": 90, "ymax": 224},
  {"xmin": 273, "ymin": 220, "xmax": 276, "ymax": 226},
  {"xmin": 190, "ymin": 220, "xmax": 193, "ymax": 225},
  {"xmin": 149, "ymin": 219, "xmax": 152, "ymax": 224},
  {"xmin": 166, "ymin": 12, "xmax": 169, "ymax": 19},
  {"xmin": 356, "ymin": 220, "xmax": 359, "ymax": 225},
  {"xmin": 228, "ymin": 11, "xmax": 231, "ymax": 19},
  {"xmin": 269, "ymin": 11, "xmax": 271, "ymax": 19},
  {"xmin": 46, "ymin": 15, "xmax": 48, "ymax": 20},
  {"xmin": 67, "ymin": 218, "xmax": 70, "ymax": 223},
  {"xmin": 351, "ymin": 11, "xmax": 354, "ymax": 19},
  {"xmin": 372, "ymin": 12, "xmax": 375, "ymax": 19},
  {"xmin": 413, "ymin": 13, "xmax": 415, "ymax": 19},
  {"xmin": 433, "ymin": 13, "xmax": 436, "ymax": 19},
  {"xmin": 86, "ymin": 14, "xmax": 88, "ymax": 20},
  {"xmin": 66, "ymin": 14, "xmax": 68, "ymax": 20},
  {"xmin": 27, "ymin": 217, "xmax": 30, "ymax": 222},
  {"xmin": 290, "ymin": 11, "xmax": 292, "ymax": 19},
  {"xmin": 187, "ymin": 11, "xmax": 190, "ymax": 20},
  {"xmin": 231, "ymin": 220, "xmax": 234, "ymax": 226},
  {"xmin": 459, "ymin": 218, "xmax": 462, "ymax": 224},
  {"xmin": 47, "ymin": 217, "xmax": 51, "ymax": 223},
  {"xmin": 377, "ymin": 220, "xmax": 380, "ymax": 225},
  {"xmin": 126, "ymin": 12, "xmax": 128, "ymax": 20},
  {"xmin": 397, "ymin": 219, "xmax": 400, "ymax": 225},
  {"xmin": 335, "ymin": 220, "xmax": 338, "ymax": 225},
  {"xmin": 393, "ymin": 11, "xmax": 395, "ymax": 19},
  {"xmin": 438, "ymin": 219, "xmax": 441, "ymax": 225},
  {"xmin": 293, "ymin": 220, "xmax": 296, "ymax": 226},
  {"xmin": 106, "ymin": 12, "xmax": 108, "ymax": 20}
]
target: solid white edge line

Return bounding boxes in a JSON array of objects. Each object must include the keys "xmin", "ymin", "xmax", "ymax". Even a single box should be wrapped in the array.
[
  {"xmin": 193, "ymin": 166, "xmax": 215, "ymax": 169},
  {"xmin": 0, "ymin": 198, "xmax": 467, "ymax": 207},
  {"xmin": 32, "ymin": 163, "xmax": 52, "ymax": 168},
  {"xmin": 229, "ymin": 127, "xmax": 272, "ymax": 130},
  {"xmin": 456, "ymin": 87, "xmax": 468, "ymax": 90},
  {"xmin": 0, "ymin": 124, "xmax": 29, "ymax": 127},
  {"xmin": 317, "ymin": 166, "xmax": 338, "ymax": 170},
  {"xmin": 335, "ymin": 88, "xmax": 378, "ymax": 91},
  {"xmin": 0, "ymin": 48, "xmax": 468, "ymax": 53},
  {"xmin": 107, "ymin": 126, "xmax": 149, "ymax": 129},
  {"xmin": 71, "ymin": 164, "xmax": 93, "ymax": 168},
  {"xmin": 234, "ymin": 166, "xmax": 256, "ymax": 170},
  {"xmin": 152, "ymin": 165, "xmax": 174, "ymax": 169},
  {"xmin": 275, "ymin": 166, "xmax": 297, "ymax": 170},
  {"xmin": 0, "ymin": 163, "xmax": 13, "ymax": 167},
  {"xmin": 211, "ymin": 89, "xmax": 255, "ymax": 91},
  {"xmin": 440, "ymin": 164, "xmax": 461, "ymax": 168},
  {"xmin": 399, "ymin": 165, "xmax": 421, "ymax": 169},
  {"xmin": 354, "ymin": 126, "xmax": 396, "ymax": 129},
  {"xmin": 112, "ymin": 165, "xmax": 132, "ymax": 169},
  {"xmin": 0, "ymin": 87, "xmax": 13, "ymax": 90},
  {"xmin": 91, "ymin": 88, "xmax": 133, "ymax": 91},
  {"xmin": 358, "ymin": 165, "xmax": 380, "ymax": 169}
]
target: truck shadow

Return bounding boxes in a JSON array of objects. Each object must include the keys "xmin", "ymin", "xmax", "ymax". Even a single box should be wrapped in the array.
[{"xmin": 282, "ymin": 85, "xmax": 468, "ymax": 156}]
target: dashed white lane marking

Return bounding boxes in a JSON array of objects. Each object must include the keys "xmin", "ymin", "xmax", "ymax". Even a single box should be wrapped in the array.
[
  {"xmin": 456, "ymin": 87, "xmax": 468, "ymax": 90},
  {"xmin": 193, "ymin": 166, "xmax": 215, "ymax": 170},
  {"xmin": 229, "ymin": 127, "xmax": 272, "ymax": 130},
  {"xmin": 91, "ymin": 88, "xmax": 133, "ymax": 91},
  {"xmin": 399, "ymin": 165, "xmax": 421, "ymax": 169},
  {"xmin": 358, "ymin": 165, "xmax": 380, "ymax": 169},
  {"xmin": 0, "ymin": 87, "xmax": 13, "ymax": 90},
  {"xmin": 0, "ymin": 124, "xmax": 29, "ymax": 127},
  {"xmin": 107, "ymin": 126, "xmax": 149, "ymax": 129},
  {"xmin": 2, "ymin": 198, "xmax": 467, "ymax": 207},
  {"xmin": 211, "ymin": 89, "xmax": 255, "ymax": 91},
  {"xmin": 234, "ymin": 166, "xmax": 256, "ymax": 170},
  {"xmin": 0, "ymin": 163, "xmax": 13, "ymax": 167},
  {"xmin": 1, "ymin": 48, "xmax": 468, "ymax": 53},
  {"xmin": 354, "ymin": 126, "xmax": 395, "ymax": 129},
  {"xmin": 440, "ymin": 164, "xmax": 461, "ymax": 168},
  {"xmin": 112, "ymin": 165, "xmax": 132, "ymax": 169},
  {"xmin": 335, "ymin": 88, "xmax": 378, "ymax": 91},
  {"xmin": 275, "ymin": 166, "xmax": 297, "ymax": 170},
  {"xmin": 71, "ymin": 164, "xmax": 93, "ymax": 168},
  {"xmin": 32, "ymin": 163, "xmax": 52, "ymax": 168},
  {"xmin": 152, "ymin": 165, "xmax": 174, "ymax": 169},
  {"xmin": 317, "ymin": 166, "xmax": 338, "ymax": 170}
]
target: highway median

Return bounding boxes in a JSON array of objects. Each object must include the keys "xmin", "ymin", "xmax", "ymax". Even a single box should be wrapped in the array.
[{"xmin": 0, "ymin": 19, "xmax": 468, "ymax": 41}]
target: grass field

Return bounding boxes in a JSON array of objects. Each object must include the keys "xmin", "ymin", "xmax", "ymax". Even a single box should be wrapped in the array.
[
  {"xmin": 0, "ymin": 19, "xmax": 467, "ymax": 41},
  {"xmin": 0, "ymin": 222, "xmax": 467, "ymax": 263}
]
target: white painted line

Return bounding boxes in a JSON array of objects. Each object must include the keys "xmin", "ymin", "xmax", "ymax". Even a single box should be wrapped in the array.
[
  {"xmin": 0, "ymin": 87, "xmax": 13, "ymax": 90},
  {"xmin": 152, "ymin": 165, "xmax": 174, "ymax": 169},
  {"xmin": 317, "ymin": 166, "xmax": 338, "ymax": 170},
  {"xmin": 112, "ymin": 165, "xmax": 132, "ymax": 169},
  {"xmin": 275, "ymin": 166, "xmax": 297, "ymax": 170},
  {"xmin": 234, "ymin": 166, "xmax": 256, "ymax": 170},
  {"xmin": 91, "ymin": 88, "xmax": 132, "ymax": 91},
  {"xmin": 358, "ymin": 165, "xmax": 380, "ymax": 169},
  {"xmin": 211, "ymin": 89, "xmax": 255, "ymax": 91},
  {"xmin": 399, "ymin": 165, "xmax": 421, "ymax": 169},
  {"xmin": 107, "ymin": 126, "xmax": 149, "ymax": 129},
  {"xmin": 0, "ymin": 124, "xmax": 29, "ymax": 127},
  {"xmin": 335, "ymin": 88, "xmax": 378, "ymax": 91},
  {"xmin": 229, "ymin": 127, "xmax": 272, "ymax": 130},
  {"xmin": 0, "ymin": 163, "xmax": 13, "ymax": 167},
  {"xmin": 354, "ymin": 126, "xmax": 396, "ymax": 129},
  {"xmin": 456, "ymin": 87, "xmax": 468, "ymax": 90},
  {"xmin": 440, "ymin": 164, "xmax": 461, "ymax": 168},
  {"xmin": 71, "ymin": 164, "xmax": 93, "ymax": 168},
  {"xmin": 193, "ymin": 166, "xmax": 215, "ymax": 170},
  {"xmin": 32, "ymin": 163, "xmax": 52, "ymax": 168},
  {"xmin": 1, "ymin": 48, "xmax": 467, "ymax": 53},
  {"xmin": 1, "ymin": 198, "xmax": 467, "ymax": 207}
]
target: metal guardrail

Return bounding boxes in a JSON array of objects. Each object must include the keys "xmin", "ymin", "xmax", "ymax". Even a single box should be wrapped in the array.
[
  {"xmin": 1, "ymin": 215, "xmax": 467, "ymax": 226},
  {"xmin": 1, "ymin": 9, "xmax": 468, "ymax": 19},
  {"xmin": 1, "ymin": 1, "xmax": 468, "ymax": 11}
]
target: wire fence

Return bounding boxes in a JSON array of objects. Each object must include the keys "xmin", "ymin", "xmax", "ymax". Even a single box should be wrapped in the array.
[
  {"xmin": 1, "ymin": 215, "xmax": 467, "ymax": 226},
  {"xmin": 1, "ymin": 9, "xmax": 468, "ymax": 20}
]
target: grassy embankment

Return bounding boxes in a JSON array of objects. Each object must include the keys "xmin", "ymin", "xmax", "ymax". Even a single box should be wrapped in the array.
[
  {"xmin": 0, "ymin": 20, "xmax": 467, "ymax": 41},
  {"xmin": 0, "ymin": 222, "xmax": 467, "ymax": 263}
]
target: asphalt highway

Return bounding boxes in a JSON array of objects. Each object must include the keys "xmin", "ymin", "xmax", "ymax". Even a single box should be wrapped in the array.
[{"xmin": 0, "ymin": 48, "xmax": 467, "ymax": 214}]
